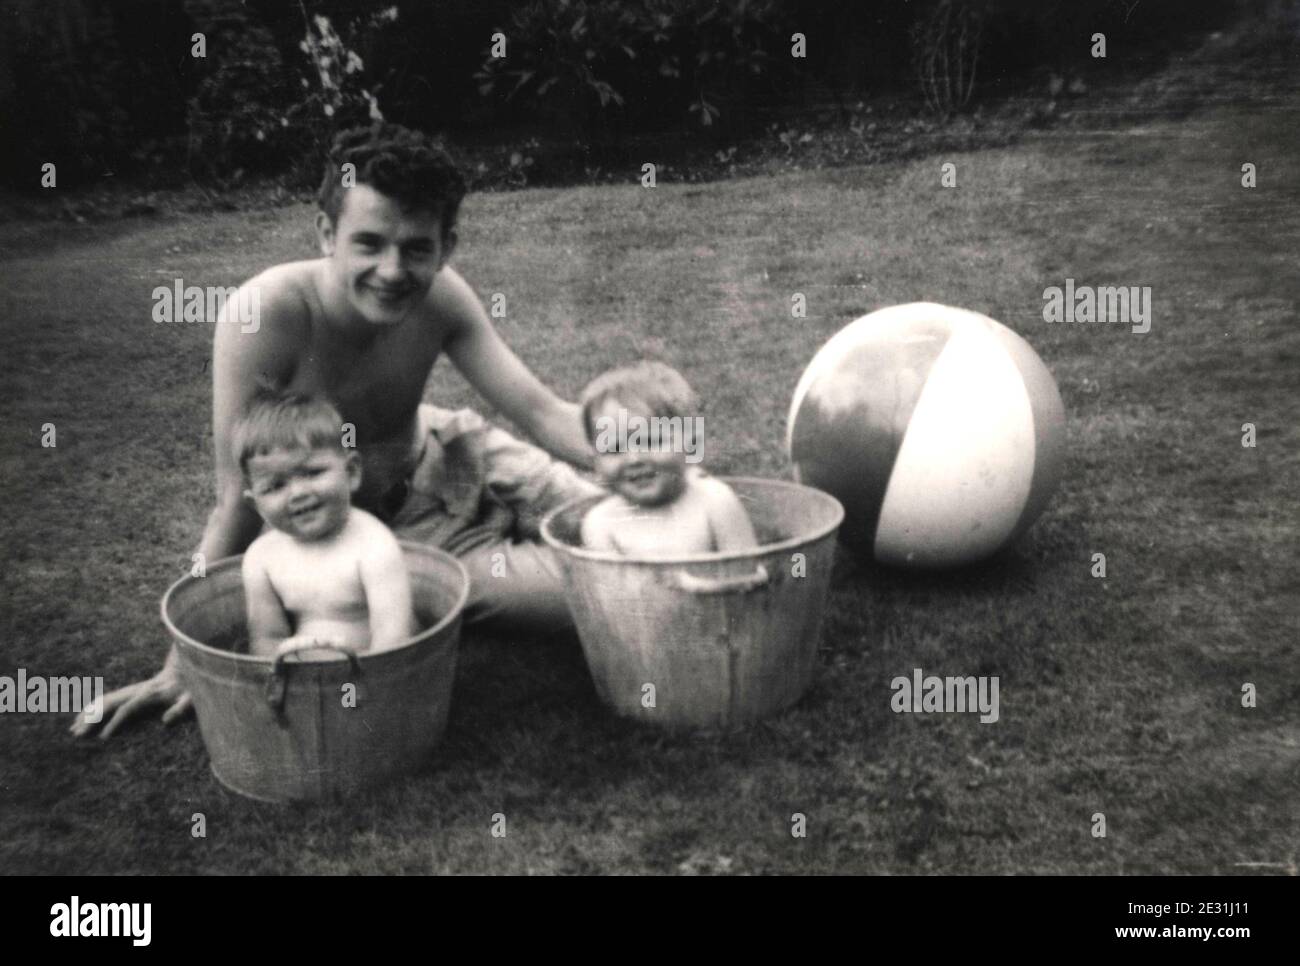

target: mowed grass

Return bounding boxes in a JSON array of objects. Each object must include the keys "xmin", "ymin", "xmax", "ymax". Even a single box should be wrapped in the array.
[{"xmin": 1, "ymin": 102, "xmax": 1297, "ymax": 874}]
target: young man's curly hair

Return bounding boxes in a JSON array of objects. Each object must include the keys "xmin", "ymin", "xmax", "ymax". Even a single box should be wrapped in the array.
[{"xmin": 318, "ymin": 123, "xmax": 468, "ymax": 240}]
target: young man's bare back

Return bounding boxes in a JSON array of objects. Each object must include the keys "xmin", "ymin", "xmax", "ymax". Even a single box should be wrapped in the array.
[{"xmin": 72, "ymin": 125, "xmax": 601, "ymax": 738}]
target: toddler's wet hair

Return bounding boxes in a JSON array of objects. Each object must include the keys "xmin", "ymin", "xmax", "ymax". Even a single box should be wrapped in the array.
[
  {"xmin": 579, "ymin": 360, "xmax": 700, "ymax": 442},
  {"xmin": 232, "ymin": 386, "xmax": 347, "ymax": 476}
]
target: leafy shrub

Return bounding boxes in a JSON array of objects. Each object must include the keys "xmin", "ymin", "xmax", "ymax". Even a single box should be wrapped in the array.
[
  {"xmin": 280, "ymin": 6, "xmax": 399, "ymax": 181},
  {"xmin": 184, "ymin": 0, "xmax": 296, "ymax": 181},
  {"xmin": 474, "ymin": 0, "xmax": 634, "ymax": 133},
  {"xmin": 183, "ymin": 1, "xmax": 401, "ymax": 185},
  {"xmin": 911, "ymin": 0, "xmax": 984, "ymax": 116},
  {"xmin": 475, "ymin": 0, "xmax": 784, "ymax": 137},
  {"xmin": 642, "ymin": 0, "xmax": 782, "ymax": 129},
  {"xmin": 0, "ymin": 0, "xmax": 133, "ymax": 188}
]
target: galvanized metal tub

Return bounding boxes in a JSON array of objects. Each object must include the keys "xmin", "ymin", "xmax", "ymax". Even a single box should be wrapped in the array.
[
  {"xmin": 162, "ymin": 542, "xmax": 468, "ymax": 803},
  {"xmin": 541, "ymin": 477, "xmax": 844, "ymax": 730}
]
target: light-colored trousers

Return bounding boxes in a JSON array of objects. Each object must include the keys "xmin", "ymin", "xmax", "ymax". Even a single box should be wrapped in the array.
[{"xmin": 386, "ymin": 404, "xmax": 603, "ymax": 632}]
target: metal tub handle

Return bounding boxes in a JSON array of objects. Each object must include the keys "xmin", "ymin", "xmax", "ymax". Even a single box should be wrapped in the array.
[
  {"xmin": 266, "ymin": 639, "xmax": 362, "ymax": 715},
  {"xmin": 673, "ymin": 564, "xmax": 771, "ymax": 595}
]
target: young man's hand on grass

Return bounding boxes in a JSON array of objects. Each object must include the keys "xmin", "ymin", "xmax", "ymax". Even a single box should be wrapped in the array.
[{"xmin": 68, "ymin": 647, "xmax": 193, "ymax": 739}]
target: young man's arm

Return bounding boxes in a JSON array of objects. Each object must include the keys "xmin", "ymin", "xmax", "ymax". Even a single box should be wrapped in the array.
[
  {"xmin": 201, "ymin": 281, "xmax": 305, "ymax": 561},
  {"xmin": 71, "ymin": 274, "xmax": 306, "ymax": 738},
  {"xmin": 438, "ymin": 268, "xmax": 593, "ymax": 469}
]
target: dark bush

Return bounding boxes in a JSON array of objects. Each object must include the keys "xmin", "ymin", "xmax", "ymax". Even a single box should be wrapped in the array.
[
  {"xmin": 911, "ymin": 0, "xmax": 984, "ymax": 116},
  {"xmin": 183, "ymin": 1, "xmax": 405, "ymax": 187},
  {"xmin": 474, "ymin": 0, "xmax": 790, "ymax": 140},
  {"xmin": 184, "ymin": 0, "xmax": 297, "ymax": 182},
  {"xmin": 279, "ymin": 5, "xmax": 401, "ymax": 186},
  {"xmin": 0, "ymin": 0, "xmax": 1264, "ymax": 193},
  {"xmin": 0, "ymin": 0, "xmax": 134, "ymax": 188}
]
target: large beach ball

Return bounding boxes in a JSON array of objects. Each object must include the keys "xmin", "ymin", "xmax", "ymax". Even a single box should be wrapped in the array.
[{"xmin": 785, "ymin": 303, "xmax": 1066, "ymax": 568}]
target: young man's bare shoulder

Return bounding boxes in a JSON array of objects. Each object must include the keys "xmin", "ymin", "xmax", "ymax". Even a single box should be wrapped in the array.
[
  {"xmin": 241, "ymin": 261, "xmax": 318, "ymax": 327},
  {"xmin": 424, "ymin": 265, "xmax": 482, "ymax": 329},
  {"xmin": 213, "ymin": 262, "xmax": 315, "ymax": 370}
]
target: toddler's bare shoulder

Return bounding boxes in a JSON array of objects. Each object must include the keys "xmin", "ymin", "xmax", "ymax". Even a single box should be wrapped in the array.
[
  {"xmin": 694, "ymin": 475, "xmax": 743, "ymax": 503},
  {"xmin": 243, "ymin": 530, "xmax": 276, "ymax": 559},
  {"xmin": 241, "ymin": 530, "xmax": 288, "ymax": 574},
  {"xmin": 586, "ymin": 494, "xmax": 621, "ymax": 515},
  {"xmin": 349, "ymin": 509, "xmax": 406, "ymax": 554},
  {"xmin": 580, "ymin": 498, "xmax": 621, "ymax": 547}
]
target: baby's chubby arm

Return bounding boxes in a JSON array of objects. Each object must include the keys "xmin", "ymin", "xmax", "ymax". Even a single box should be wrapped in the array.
[
  {"xmin": 242, "ymin": 544, "xmax": 293, "ymax": 655},
  {"xmin": 580, "ymin": 499, "xmax": 619, "ymax": 552},
  {"xmin": 700, "ymin": 478, "xmax": 760, "ymax": 551},
  {"xmin": 358, "ymin": 529, "xmax": 417, "ymax": 651}
]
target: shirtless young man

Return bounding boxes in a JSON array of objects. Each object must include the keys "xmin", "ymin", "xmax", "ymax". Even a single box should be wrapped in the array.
[{"xmin": 72, "ymin": 124, "xmax": 601, "ymax": 738}]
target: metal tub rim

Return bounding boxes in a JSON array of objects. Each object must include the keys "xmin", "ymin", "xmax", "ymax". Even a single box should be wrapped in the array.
[
  {"xmin": 160, "ymin": 540, "xmax": 470, "ymax": 665},
  {"xmin": 540, "ymin": 475, "xmax": 845, "ymax": 565}
]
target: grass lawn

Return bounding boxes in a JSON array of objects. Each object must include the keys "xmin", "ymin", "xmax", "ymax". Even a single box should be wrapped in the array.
[{"xmin": 1, "ymin": 99, "xmax": 1296, "ymax": 874}]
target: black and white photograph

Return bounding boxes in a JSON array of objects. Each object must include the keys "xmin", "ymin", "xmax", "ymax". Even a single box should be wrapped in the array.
[{"xmin": 0, "ymin": 0, "xmax": 1295, "ymax": 911}]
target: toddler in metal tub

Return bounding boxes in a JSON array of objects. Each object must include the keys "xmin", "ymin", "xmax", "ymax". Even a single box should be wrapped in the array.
[
  {"xmin": 232, "ymin": 388, "xmax": 416, "ymax": 658},
  {"xmin": 579, "ymin": 361, "xmax": 758, "ymax": 556}
]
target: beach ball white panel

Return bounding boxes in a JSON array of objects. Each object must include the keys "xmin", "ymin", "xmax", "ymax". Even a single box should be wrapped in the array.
[{"xmin": 874, "ymin": 320, "xmax": 1036, "ymax": 567}]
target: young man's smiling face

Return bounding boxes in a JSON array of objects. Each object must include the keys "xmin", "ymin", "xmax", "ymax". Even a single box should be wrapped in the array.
[
  {"xmin": 244, "ymin": 445, "xmax": 361, "ymax": 542},
  {"xmin": 317, "ymin": 183, "xmax": 456, "ymax": 328}
]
